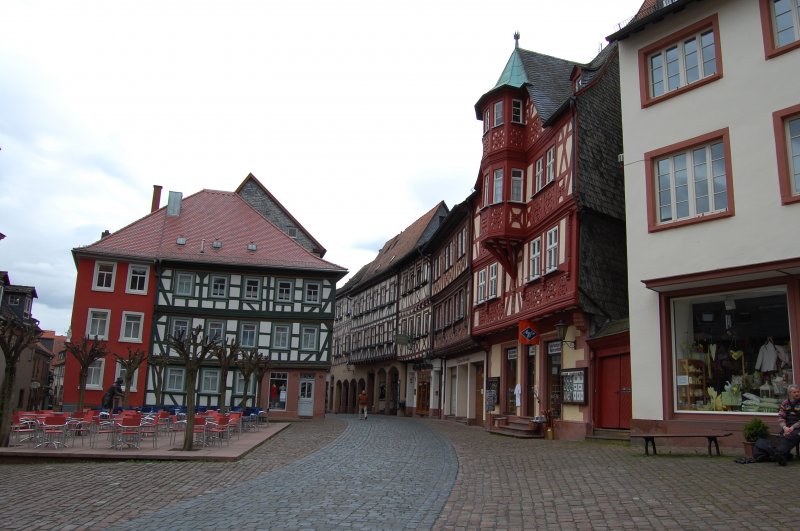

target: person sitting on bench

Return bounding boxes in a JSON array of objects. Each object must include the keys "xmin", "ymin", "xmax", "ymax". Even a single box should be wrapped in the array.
[{"xmin": 775, "ymin": 384, "xmax": 800, "ymax": 466}]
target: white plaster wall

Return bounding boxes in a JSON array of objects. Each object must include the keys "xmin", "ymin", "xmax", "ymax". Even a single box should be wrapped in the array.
[{"xmin": 618, "ymin": 0, "xmax": 800, "ymax": 420}]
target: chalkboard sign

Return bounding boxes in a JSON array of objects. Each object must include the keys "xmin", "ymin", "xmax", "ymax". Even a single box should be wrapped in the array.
[
  {"xmin": 485, "ymin": 377, "xmax": 500, "ymax": 411},
  {"xmin": 561, "ymin": 368, "xmax": 588, "ymax": 405}
]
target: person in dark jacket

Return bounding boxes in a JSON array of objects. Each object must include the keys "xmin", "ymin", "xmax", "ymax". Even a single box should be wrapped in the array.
[
  {"xmin": 775, "ymin": 384, "xmax": 800, "ymax": 466},
  {"xmin": 102, "ymin": 378, "xmax": 124, "ymax": 410}
]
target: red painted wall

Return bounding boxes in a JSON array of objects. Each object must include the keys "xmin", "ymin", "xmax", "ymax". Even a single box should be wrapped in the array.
[{"xmin": 63, "ymin": 257, "xmax": 155, "ymax": 410}]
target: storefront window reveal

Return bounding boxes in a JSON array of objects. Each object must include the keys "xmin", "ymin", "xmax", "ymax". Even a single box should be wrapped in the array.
[
  {"xmin": 672, "ymin": 287, "xmax": 793, "ymax": 413},
  {"xmin": 269, "ymin": 372, "xmax": 288, "ymax": 411}
]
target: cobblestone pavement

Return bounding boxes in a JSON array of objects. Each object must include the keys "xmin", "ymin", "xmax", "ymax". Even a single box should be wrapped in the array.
[{"xmin": 0, "ymin": 415, "xmax": 798, "ymax": 530}]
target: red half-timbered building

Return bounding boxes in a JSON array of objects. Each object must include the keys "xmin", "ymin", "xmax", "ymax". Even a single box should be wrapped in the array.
[{"xmin": 472, "ymin": 36, "xmax": 630, "ymax": 439}]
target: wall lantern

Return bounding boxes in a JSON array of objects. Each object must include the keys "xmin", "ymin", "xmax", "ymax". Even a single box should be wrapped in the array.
[{"xmin": 555, "ymin": 321, "xmax": 576, "ymax": 349}]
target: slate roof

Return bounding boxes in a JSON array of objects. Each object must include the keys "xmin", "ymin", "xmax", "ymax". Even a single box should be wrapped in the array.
[
  {"xmin": 73, "ymin": 189, "xmax": 347, "ymax": 275},
  {"xmin": 607, "ymin": 0, "xmax": 700, "ymax": 41},
  {"xmin": 340, "ymin": 202, "xmax": 448, "ymax": 293}
]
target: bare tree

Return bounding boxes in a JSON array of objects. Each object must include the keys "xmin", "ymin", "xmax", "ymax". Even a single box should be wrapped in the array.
[
  {"xmin": 0, "ymin": 313, "xmax": 42, "ymax": 447},
  {"xmin": 64, "ymin": 336, "xmax": 108, "ymax": 413},
  {"xmin": 211, "ymin": 337, "xmax": 240, "ymax": 412},
  {"xmin": 113, "ymin": 347, "xmax": 148, "ymax": 407},
  {"xmin": 236, "ymin": 349, "xmax": 266, "ymax": 409},
  {"xmin": 167, "ymin": 325, "xmax": 215, "ymax": 451},
  {"xmin": 148, "ymin": 352, "xmax": 170, "ymax": 408}
]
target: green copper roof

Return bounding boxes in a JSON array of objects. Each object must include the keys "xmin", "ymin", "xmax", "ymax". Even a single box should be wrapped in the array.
[{"xmin": 494, "ymin": 49, "xmax": 528, "ymax": 89}]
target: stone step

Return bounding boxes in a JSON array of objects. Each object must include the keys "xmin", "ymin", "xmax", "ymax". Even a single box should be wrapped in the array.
[{"xmin": 587, "ymin": 428, "xmax": 631, "ymax": 441}]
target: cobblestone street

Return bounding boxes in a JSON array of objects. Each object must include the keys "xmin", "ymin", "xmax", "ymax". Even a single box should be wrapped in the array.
[{"xmin": 0, "ymin": 415, "xmax": 797, "ymax": 530}]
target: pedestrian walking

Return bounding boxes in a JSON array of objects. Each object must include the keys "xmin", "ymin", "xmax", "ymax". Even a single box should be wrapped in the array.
[{"xmin": 358, "ymin": 390, "xmax": 368, "ymax": 420}]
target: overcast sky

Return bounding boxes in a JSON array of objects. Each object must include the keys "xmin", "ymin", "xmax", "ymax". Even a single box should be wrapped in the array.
[{"xmin": 0, "ymin": 0, "xmax": 642, "ymax": 335}]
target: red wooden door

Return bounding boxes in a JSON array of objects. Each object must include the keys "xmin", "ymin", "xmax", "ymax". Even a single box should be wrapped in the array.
[{"xmin": 597, "ymin": 353, "xmax": 632, "ymax": 429}]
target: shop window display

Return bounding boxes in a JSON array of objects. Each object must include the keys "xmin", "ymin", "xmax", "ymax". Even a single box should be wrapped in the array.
[
  {"xmin": 269, "ymin": 372, "xmax": 288, "ymax": 411},
  {"xmin": 672, "ymin": 287, "xmax": 793, "ymax": 413}
]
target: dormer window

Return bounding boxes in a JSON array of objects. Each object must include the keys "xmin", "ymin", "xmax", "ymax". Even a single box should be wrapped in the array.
[
  {"xmin": 247, "ymin": 242, "xmax": 257, "ymax": 251},
  {"xmin": 493, "ymin": 100, "xmax": 504, "ymax": 127},
  {"xmin": 574, "ymin": 76, "xmax": 583, "ymax": 91},
  {"xmin": 176, "ymin": 236, "xmax": 187, "ymax": 245},
  {"xmin": 8, "ymin": 295, "xmax": 20, "ymax": 306},
  {"xmin": 287, "ymin": 227, "xmax": 298, "ymax": 239},
  {"xmin": 211, "ymin": 240, "xmax": 222, "ymax": 249}
]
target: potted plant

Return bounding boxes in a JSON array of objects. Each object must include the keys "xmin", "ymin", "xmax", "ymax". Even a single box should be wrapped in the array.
[{"xmin": 742, "ymin": 417, "xmax": 770, "ymax": 457}]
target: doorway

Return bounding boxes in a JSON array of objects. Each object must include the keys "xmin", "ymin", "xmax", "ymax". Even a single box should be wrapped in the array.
[
  {"xmin": 596, "ymin": 352, "xmax": 632, "ymax": 429},
  {"xmin": 298, "ymin": 376, "xmax": 314, "ymax": 417},
  {"xmin": 474, "ymin": 362, "xmax": 484, "ymax": 424},
  {"xmin": 527, "ymin": 345, "xmax": 538, "ymax": 416}
]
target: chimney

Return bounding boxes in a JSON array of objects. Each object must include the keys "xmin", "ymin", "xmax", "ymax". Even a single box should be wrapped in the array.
[
  {"xmin": 167, "ymin": 191, "xmax": 183, "ymax": 217},
  {"xmin": 151, "ymin": 185, "xmax": 163, "ymax": 213},
  {"xmin": 101, "ymin": 230, "xmax": 110, "ymax": 239}
]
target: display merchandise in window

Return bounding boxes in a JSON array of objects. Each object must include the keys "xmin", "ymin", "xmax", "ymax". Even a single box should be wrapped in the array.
[
  {"xmin": 269, "ymin": 372, "xmax": 288, "ymax": 411},
  {"xmin": 672, "ymin": 287, "xmax": 793, "ymax": 413}
]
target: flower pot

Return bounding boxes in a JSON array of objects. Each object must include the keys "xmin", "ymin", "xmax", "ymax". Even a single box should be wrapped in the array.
[{"xmin": 743, "ymin": 441, "xmax": 754, "ymax": 458}]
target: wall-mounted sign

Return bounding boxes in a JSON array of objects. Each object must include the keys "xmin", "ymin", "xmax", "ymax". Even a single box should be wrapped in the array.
[
  {"xmin": 485, "ymin": 377, "xmax": 500, "ymax": 411},
  {"xmin": 561, "ymin": 368, "xmax": 588, "ymax": 405}
]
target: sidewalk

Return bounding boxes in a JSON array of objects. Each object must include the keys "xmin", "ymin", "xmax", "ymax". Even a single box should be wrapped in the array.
[{"xmin": 0, "ymin": 422, "xmax": 289, "ymax": 462}]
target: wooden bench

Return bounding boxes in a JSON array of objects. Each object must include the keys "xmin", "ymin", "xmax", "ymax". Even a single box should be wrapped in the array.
[{"xmin": 631, "ymin": 432, "xmax": 733, "ymax": 456}]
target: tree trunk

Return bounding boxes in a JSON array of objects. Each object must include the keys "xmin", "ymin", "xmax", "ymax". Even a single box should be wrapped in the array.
[
  {"xmin": 76, "ymin": 369, "xmax": 89, "ymax": 413},
  {"xmin": 0, "ymin": 363, "xmax": 17, "ymax": 447},
  {"xmin": 182, "ymin": 369, "xmax": 197, "ymax": 451}
]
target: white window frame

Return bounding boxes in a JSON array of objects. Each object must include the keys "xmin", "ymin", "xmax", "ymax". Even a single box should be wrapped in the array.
[
  {"xmin": 483, "ymin": 174, "xmax": 490, "ymax": 207},
  {"xmin": 546, "ymin": 147, "xmax": 555, "ymax": 184},
  {"xmin": 210, "ymin": 275, "xmax": 228, "ymax": 298},
  {"xmin": 87, "ymin": 308, "xmax": 111, "ymax": 340},
  {"xmin": 535, "ymin": 158, "xmax": 544, "ymax": 192},
  {"xmin": 86, "ymin": 358, "xmax": 105, "ymax": 390},
  {"xmin": 115, "ymin": 363, "xmax": 138, "ymax": 392},
  {"xmin": 165, "ymin": 367, "xmax": 185, "ymax": 392},
  {"xmin": 511, "ymin": 169, "xmax": 524, "ymax": 202},
  {"xmin": 786, "ymin": 115, "xmax": 800, "ymax": 197},
  {"xmin": 207, "ymin": 320, "xmax": 225, "ymax": 344},
  {"xmin": 301, "ymin": 325, "xmax": 318, "ymax": 351},
  {"xmin": 649, "ymin": 28, "xmax": 717, "ymax": 98},
  {"xmin": 126, "ymin": 264, "xmax": 149, "ymax": 295},
  {"xmin": 511, "ymin": 99, "xmax": 524, "ymax": 124},
  {"xmin": 529, "ymin": 237, "xmax": 541, "ymax": 281},
  {"xmin": 172, "ymin": 318, "xmax": 190, "ymax": 340},
  {"xmin": 235, "ymin": 372, "xmax": 255, "ymax": 395},
  {"xmin": 477, "ymin": 269, "xmax": 487, "ymax": 303},
  {"xmin": 200, "ymin": 368, "xmax": 220, "ymax": 393},
  {"xmin": 243, "ymin": 277, "xmax": 261, "ymax": 300},
  {"xmin": 240, "ymin": 322, "xmax": 258, "ymax": 348},
  {"xmin": 276, "ymin": 280, "xmax": 293, "ymax": 302},
  {"xmin": 119, "ymin": 311, "xmax": 144, "ymax": 343},
  {"xmin": 493, "ymin": 100, "xmax": 503, "ymax": 127},
  {"xmin": 545, "ymin": 226, "xmax": 559, "ymax": 274},
  {"xmin": 175, "ymin": 272, "xmax": 194, "ymax": 297},
  {"xmin": 272, "ymin": 324, "xmax": 290, "ymax": 350},
  {"xmin": 771, "ymin": 0, "xmax": 800, "ymax": 48},
  {"xmin": 655, "ymin": 140, "xmax": 728, "ymax": 224},
  {"xmin": 93, "ymin": 261, "xmax": 116, "ymax": 292},
  {"xmin": 483, "ymin": 108, "xmax": 490, "ymax": 133},
  {"xmin": 488, "ymin": 263, "xmax": 498, "ymax": 299},
  {"xmin": 493, "ymin": 169, "xmax": 503, "ymax": 204},
  {"xmin": 457, "ymin": 227, "xmax": 466, "ymax": 257},
  {"xmin": 304, "ymin": 282, "xmax": 321, "ymax": 304}
]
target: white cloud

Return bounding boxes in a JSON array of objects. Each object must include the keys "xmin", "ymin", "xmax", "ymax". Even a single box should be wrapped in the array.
[{"xmin": 0, "ymin": 0, "xmax": 643, "ymax": 334}]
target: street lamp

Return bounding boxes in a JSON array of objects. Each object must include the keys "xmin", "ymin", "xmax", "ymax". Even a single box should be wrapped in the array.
[{"xmin": 555, "ymin": 321, "xmax": 576, "ymax": 349}]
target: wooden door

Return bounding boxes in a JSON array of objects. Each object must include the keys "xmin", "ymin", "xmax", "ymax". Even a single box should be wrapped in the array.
[
  {"xmin": 417, "ymin": 381, "xmax": 430, "ymax": 416},
  {"xmin": 474, "ymin": 363, "xmax": 484, "ymax": 422},
  {"xmin": 597, "ymin": 353, "xmax": 632, "ymax": 429},
  {"xmin": 526, "ymin": 348, "xmax": 537, "ymax": 415}
]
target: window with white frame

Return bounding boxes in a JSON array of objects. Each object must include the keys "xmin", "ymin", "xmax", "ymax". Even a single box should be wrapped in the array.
[
  {"xmin": 172, "ymin": 318, "xmax": 190, "ymax": 340},
  {"xmin": 116, "ymin": 363, "xmax": 138, "ymax": 392},
  {"xmin": 244, "ymin": 278, "xmax": 261, "ymax": 300},
  {"xmin": 207, "ymin": 320, "xmax": 225, "ymax": 344},
  {"xmin": 210, "ymin": 275, "xmax": 228, "ymax": 298},
  {"xmin": 120, "ymin": 312, "xmax": 144, "ymax": 342},
  {"xmin": 201, "ymin": 368, "xmax": 220, "ymax": 393},
  {"xmin": 492, "ymin": 169, "xmax": 503, "ymax": 204},
  {"xmin": 511, "ymin": 169, "xmax": 524, "ymax": 202},
  {"xmin": 529, "ymin": 237, "xmax": 541, "ymax": 280},
  {"xmin": 240, "ymin": 322, "xmax": 258, "ymax": 348},
  {"xmin": 546, "ymin": 147, "xmax": 555, "ymax": 184},
  {"xmin": 488, "ymin": 263, "xmax": 498, "ymax": 298},
  {"xmin": 761, "ymin": 0, "xmax": 800, "ymax": 55},
  {"xmin": 493, "ymin": 100, "xmax": 503, "ymax": 127},
  {"xmin": 535, "ymin": 157, "xmax": 544, "ymax": 192},
  {"xmin": 272, "ymin": 324, "xmax": 290, "ymax": 349},
  {"xmin": 235, "ymin": 372, "xmax": 254, "ymax": 395},
  {"xmin": 457, "ymin": 227, "xmax": 466, "ymax": 257},
  {"xmin": 165, "ymin": 367, "xmax": 185, "ymax": 392},
  {"xmin": 511, "ymin": 99, "xmax": 524, "ymax": 124},
  {"xmin": 483, "ymin": 174, "xmax": 490, "ymax": 207},
  {"xmin": 433, "ymin": 255, "xmax": 440, "ymax": 279},
  {"xmin": 175, "ymin": 272, "xmax": 194, "ymax": 296},
  {"xmin": 86, "ymin": 358, "xmax": 104, "ymax": 389},
  {"xmin": 93, "ymin": 262, "xmax": 116, "ymax": 292},
  {"xmin": 305, "ymin": 282, "xmax": 320, "ymax": 304},
  {"xmin": 654, "ymin": 139, "xmax": 728, "ymax": 224},
  {"xmin": 545, "ymin": 227, "xmax": 559, "ymax": 273},
  {"xmin": 445, "ymin": 242, "xmax": 452, "ymax": 270},
  {"xmin": 483, "ymin": 109, "xmax": 490, "ymax": 133},
  {"xmin": 126, "ymin": 264, "xmax": 149, "ymax": 294},
  {"xmin": 276, "ymin": 280, "xmax": 293, "ymax": 302},
  {"xmin": 301, "ymin": 325, "xmax": 318, "ymax": 350},
  {"xmin": 477, "ymin": 270, "xmax": 487, "ymax": 303},
  {"xmin": 87, "ymin": 309, "xmax": 110, "ymax": 339},
  {"xmin": 457, "ymin": 289, "xmax": 465, "ymax": 319},
  {"xmin": 774, "ymin": 106, "xmax": 800, "ymax": 204}
]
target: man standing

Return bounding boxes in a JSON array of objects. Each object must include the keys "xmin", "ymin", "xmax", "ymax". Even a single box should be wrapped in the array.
[
  {"xmin": 358, "ymin": 390, "xmax": 369, "ymax": 420},
  {"xmin": 775, "ymin": 383, "xmax": 800, "ymax": 466}
]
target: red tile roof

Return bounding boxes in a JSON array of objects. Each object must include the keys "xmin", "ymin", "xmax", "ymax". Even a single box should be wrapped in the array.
[{"xmin": 73, "ymin": 189, "xmax": 347, "ymax": 275}]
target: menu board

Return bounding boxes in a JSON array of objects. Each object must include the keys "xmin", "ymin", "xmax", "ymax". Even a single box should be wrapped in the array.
[
  {"xmin": 561, "ymin": 368, "xmax": 588, "ymax": 405},
  {"xmin": 485, "ymin": 377, "xmax": 500, "ymax": 411}
]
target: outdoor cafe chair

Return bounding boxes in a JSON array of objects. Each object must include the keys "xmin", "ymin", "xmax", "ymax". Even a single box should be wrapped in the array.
[
  {"xmin": 36, "ymin": 415, "xmax": 69, "ymax": 449},
  {"xmin": 207, "ymin": 415, "xmax": 231, "ymax": 447},
  {"xmin": 116, "ymin": 415, "xmax": 143, "ymax": 450},
  {"xmin": 11, "ymin": 412, "xmax": 37, "ymax": 446}
]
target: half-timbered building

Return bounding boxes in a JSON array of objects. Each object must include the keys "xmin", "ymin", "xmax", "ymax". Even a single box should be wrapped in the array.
[
  {"xmin": 330, "ymin": 202, "xmax": 447, "ymax": 416},
  {"xmin": 471, "ymin": 36, "xmax": 629, "ymax": 438},
  {"xmin": 67, "ymin": 178, "xmax": 346, "ymax": 418}
]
